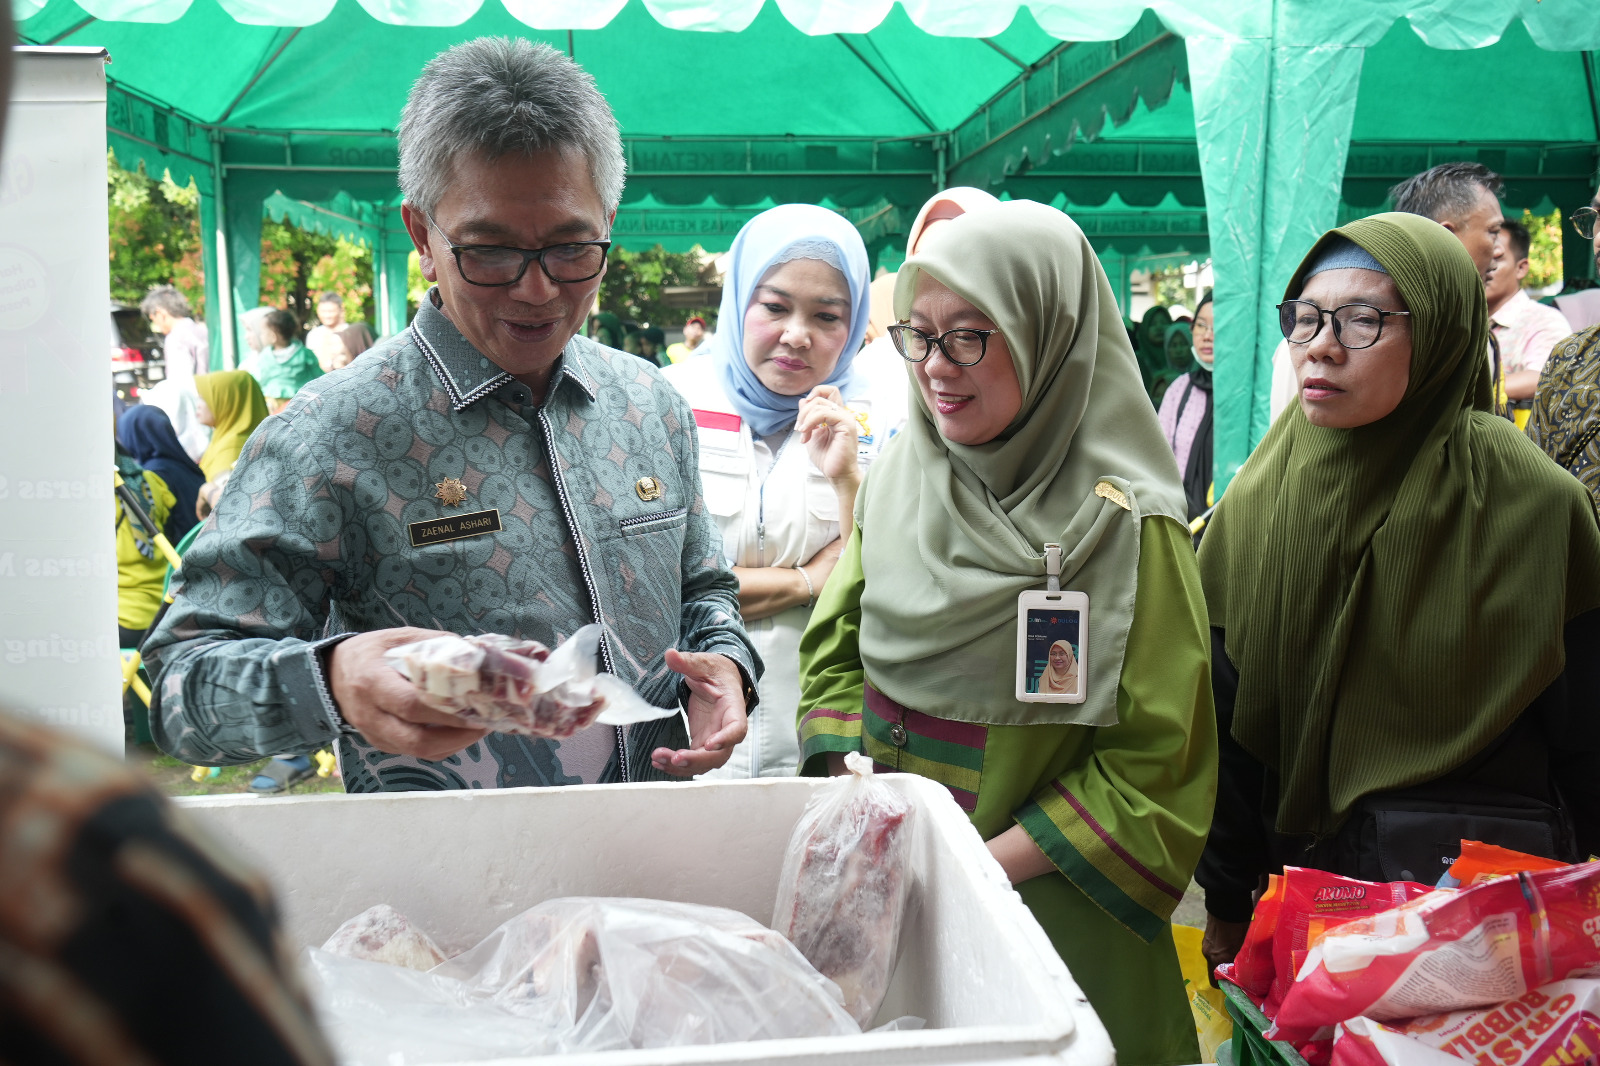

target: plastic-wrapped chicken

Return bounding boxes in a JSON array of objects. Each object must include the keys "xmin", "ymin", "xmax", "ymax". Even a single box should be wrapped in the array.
[
  {"xmin": 386, "ymin": 624, "xmax": 674, "ymax": 737},
  {"xmin": 773, "ymin": 752, "xmax": 917, "ymax": 1026},
  {"xmin": 305, "ymin": 898, "xmax": 860, "ymax": 1064},
  {"xmin": 322, "ymin": 903, "xmax": 447, "ymax": 972}
]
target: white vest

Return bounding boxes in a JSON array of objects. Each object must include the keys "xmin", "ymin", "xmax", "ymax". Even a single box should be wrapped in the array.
[{"xmin": 660, "ymin": 357, "xmax": 883, "ymax": 778}]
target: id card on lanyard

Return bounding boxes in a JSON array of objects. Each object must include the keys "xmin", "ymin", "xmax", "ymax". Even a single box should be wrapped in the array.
[{"xmin": 1015, "ymin": 542, "xmax": 1088, "ymax": 704}]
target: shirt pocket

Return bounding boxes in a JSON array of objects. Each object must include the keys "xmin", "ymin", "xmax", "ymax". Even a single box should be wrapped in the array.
[
  {"xmin": 803, "ymin": 472, "xmax": 841, "ymax": 554},
  {"xmin": 619, "ymin": 507, "xmax": 689, "ymax": 539},
  {"xmin": 698, "ymin": 449, "xmax": 748, "ymax": 519},
  {"xmin": 610, "ymin": 508, "xmax": 691, "ymax": 637}
]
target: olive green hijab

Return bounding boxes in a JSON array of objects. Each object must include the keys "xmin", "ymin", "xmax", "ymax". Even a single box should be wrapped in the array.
[
  {"xmin": 855, "ymin": 200, "xmax": 1188, "ymax": 727},
  {"xmin": 1199, "ymin": 212, "xmax": 1600, "ymax": 838}
]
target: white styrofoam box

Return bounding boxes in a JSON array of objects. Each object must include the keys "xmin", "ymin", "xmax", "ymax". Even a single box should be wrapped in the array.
[{"xmin": 177, "ymin": 774, "xmax": 1112, "ymax": 1066}]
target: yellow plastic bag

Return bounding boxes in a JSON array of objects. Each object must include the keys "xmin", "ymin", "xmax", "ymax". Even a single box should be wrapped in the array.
[{"xmin": 1173, "ymin": 923, "xmax": 1233, "ymax": 1063}]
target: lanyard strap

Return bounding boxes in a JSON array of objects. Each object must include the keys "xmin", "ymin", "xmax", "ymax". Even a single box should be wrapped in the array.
[{"xmin": 1044, "ymin": 542, "xmax": 1061, "ymax": 593}]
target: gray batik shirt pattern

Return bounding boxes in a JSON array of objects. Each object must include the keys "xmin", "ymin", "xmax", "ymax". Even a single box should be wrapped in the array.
[{"xmin": 142, "ymin": 293, "xmax": 760, "ymax": 791}]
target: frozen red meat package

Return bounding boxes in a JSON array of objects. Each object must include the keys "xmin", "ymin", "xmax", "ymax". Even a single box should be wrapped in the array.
[
  {"xmin": 773, "ymin": 752, "xmax": 916, "ymax": 1026},
  {"xmin": 386, "ymin": 624, "xmax": 673, "ymax": 738}
]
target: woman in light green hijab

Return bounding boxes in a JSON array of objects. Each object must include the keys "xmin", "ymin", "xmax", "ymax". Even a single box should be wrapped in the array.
[{"xmin": 797, "ymin": 199, "xmax": 1217, "ymax": 1066}]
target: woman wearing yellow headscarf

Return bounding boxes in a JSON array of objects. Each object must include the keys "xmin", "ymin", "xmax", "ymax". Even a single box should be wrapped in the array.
[
  {"xmin": 798, "ymin": 200, "xmax": 1215, "ymax": 1065},
  {"xmin": 194, "ymin": 370, "xmax": 269, "ymax": 482}
]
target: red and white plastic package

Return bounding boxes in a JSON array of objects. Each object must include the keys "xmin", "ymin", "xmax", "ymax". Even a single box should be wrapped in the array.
[
  {"xmin": 1217, "ymin": 873, "xmax": 1285, "ymax": 1000},
  {"xmin": 773, "ymin": 752, "xmax": 917, "ymax": 1026},
  {"xmin": 1274, "ymin": 861, "xmax": 1600, "ymax": 1041},
  {"xmin": 386, "ymin": 624, "xmax": 674, "ymax": 738},
  {"xmin": 1332, "ymin": 980, "xmax": 1600, "ymax": 1066}
]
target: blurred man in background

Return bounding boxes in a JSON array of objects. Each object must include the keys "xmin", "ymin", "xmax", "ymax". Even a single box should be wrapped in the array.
[
  {"xmin": 305, "ymin": 291, "xmax": 374, "ymax": 371},
  {"xmin": 1486, "ymin": 216, "xmax": 1572, "ymax": 405},
  {"xmin": 141, "ymin": 284, "xmax": 210, "ymax": 386}
]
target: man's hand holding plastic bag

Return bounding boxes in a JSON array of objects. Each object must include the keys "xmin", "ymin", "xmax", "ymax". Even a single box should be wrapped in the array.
[{"xmin": 386, "ymin": 624, "xmax": 687, "ymax": 740}]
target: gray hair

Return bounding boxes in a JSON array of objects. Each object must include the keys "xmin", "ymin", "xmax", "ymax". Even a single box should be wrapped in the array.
[
  {"xmin": 399, "ymin": 37, "xmax": 626, "ymax": 217},
  {"xmin": 1389, "ymin": 162, "xmax": 1503, "ymax": 226},
  {"xmin": 140, "ymin": 284, "xmax": 191, "ymax": 321}
]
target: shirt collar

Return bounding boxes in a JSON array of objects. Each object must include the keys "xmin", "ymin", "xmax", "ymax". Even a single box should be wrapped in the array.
[
  {"xmin": 1490, "ymin": 288, "xmax": 1531, "ymax": 329},
  {"xmin": 409, "ymin": 287, "xmax": 598, "ymax": 412}
]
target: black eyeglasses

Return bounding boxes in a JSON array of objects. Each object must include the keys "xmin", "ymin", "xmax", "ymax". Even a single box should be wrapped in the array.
[
  {"xmin": 424, "ymin": 211, "xmax": 611, "ymax": 286},
  {"xmin": 1572, "ymin": 207, "xmax": 1598, "ymax": 242},
  {"xmin": 887, "ymin": 323, "xmax": 1000, "ymax": 367},
  {"xmin": 1276, "ymin": 300, "xmax": 1411, "ymax": 350}
]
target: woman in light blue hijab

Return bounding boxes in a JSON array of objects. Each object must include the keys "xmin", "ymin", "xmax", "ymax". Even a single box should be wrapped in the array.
[{"xmin": 660, "ymin": 204, "xmax": 874, "ymax": 780}]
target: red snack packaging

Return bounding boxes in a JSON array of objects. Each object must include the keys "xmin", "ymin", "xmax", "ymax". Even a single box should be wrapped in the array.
[
  {"xmin": 1274, "ymin": 861, "xmax": 1600, "ymax": 1043},
  {"xmin": 1267, "ymin": 869, "xmax": 1435, "ymax": 1021},
  {"xmin": 1447, "ymin": 842, "xmax": 1568, "ymax": 888},
  {"xmin": 1332, "ymin": 980, "xmax": 1600, "ymax": 1066},
  {"xmin": 1217, "ymin": 874, "xmax": 1285, "ymax": 997}
]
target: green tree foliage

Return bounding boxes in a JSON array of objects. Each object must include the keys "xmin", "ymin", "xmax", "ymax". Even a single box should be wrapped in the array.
[
  {"xmin": 107, "ymin": 151, "xmax": 204, "ymax": 315},
  {"xmin": 1522, "ymin": 208, "xmax": 1562, "ymax": 290},
  {"xmin": 258, "ymin": 218, "xmax": 374, "ymax": 332},
  {"xmin": 599, "ymin": 245, "xmax": 719, "ymax": 328}
]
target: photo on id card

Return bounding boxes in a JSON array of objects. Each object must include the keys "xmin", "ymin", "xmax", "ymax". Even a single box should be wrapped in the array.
[{"xmin": 1015, "ymin": 590, "xmax": 1088, "ymax": 703}]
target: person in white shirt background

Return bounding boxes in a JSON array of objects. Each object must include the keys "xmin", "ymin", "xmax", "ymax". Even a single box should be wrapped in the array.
[
  {"xmin": 137, "ymin": 286, "xmax": 216, "ymax": 463},
  {"xmin": 852, "ymin": 186, "xmax": 1001, "ymax": 445},
  {"xmin": 140, "ymin": 284, "xmax": 209, "ymax": 387},
  {"xmin": 1487, "ymin": 216, "xmax": 1573, "ymax": 423},
  {"xmin": 661, "ymin": 204, "xmax": 872, "ymax": 778}
]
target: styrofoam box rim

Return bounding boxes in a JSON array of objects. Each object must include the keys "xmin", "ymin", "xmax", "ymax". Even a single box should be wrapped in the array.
[{"xmin": 178, "ymin": 775, "xmax": 1114, "ymax": 1066}]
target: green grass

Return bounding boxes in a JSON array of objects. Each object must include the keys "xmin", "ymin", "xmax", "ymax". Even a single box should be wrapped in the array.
[{"xmin": 135, "ymin": 747, "xmax": 346, "ymax": 797}]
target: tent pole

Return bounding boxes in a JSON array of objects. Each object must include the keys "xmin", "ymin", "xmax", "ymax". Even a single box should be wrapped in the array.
[
  {"xmin": 209, "ymin": 131, "xmax": 237, "ymax": 370},
  {"xmin": 377, "ymin": 215, "xmax": 390, "ymax": 336}
]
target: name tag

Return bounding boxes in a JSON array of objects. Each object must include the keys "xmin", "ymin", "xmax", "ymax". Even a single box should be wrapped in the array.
[{"xmin": 408, "ymin": 508, "xmax": 502, "ymax": 547}]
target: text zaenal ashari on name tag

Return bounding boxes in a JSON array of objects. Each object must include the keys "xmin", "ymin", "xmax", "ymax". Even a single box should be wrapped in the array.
[{"xmin": 409, "ymin": 509, "xmax": 502, "ymax": 548}]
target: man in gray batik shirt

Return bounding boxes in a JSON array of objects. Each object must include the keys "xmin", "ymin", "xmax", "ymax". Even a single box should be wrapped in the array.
[{"xmin": 143, "ymin": 38, "xmax": 761, "ymax": 791}]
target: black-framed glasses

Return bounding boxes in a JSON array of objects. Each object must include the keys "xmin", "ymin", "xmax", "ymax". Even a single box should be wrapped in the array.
[
  {"xmin": 1572, "ymin": 206, "xmax": 1598, "ymax": 242},
  {"xmin": 887, "ymin": 323, "xmax": 1000, "ymax": 367},
  {"xmin": 1276, "ymin": 300, "xmax": 1411, "ymax": 350},
  {"xmin": 424, "ymin": 211, "xmax": 610, "ymax": 286}
]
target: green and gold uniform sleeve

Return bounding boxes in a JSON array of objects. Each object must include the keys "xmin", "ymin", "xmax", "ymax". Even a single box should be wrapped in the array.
[
  {"xmin": 1015, "ymin": 515, "xmax": 1219, "ymax": 942},
  {"xmin": 795, "ymin": 524, "xmax": 867, "ymax": 776}
]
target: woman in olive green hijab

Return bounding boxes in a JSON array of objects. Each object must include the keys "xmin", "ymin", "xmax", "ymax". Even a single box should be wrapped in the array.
[
  {"xmin": 1196, "ymin": 213, "xmax": 1600, "ymax": 973},
  {"xmin": 797, "ymin": 200, "xmax": 1217, "ymax": 1066}
]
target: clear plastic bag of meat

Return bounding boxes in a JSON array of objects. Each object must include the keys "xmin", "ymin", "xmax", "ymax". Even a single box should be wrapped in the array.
[
  {"xmin": 772, "ymin": 751, "xmax": 917, "ymax": 1026},
  {"xmin": 385, "ymin": 623, "xmax": 674, "ymax": 737},
  {"xmin": 322, "ymin": 903, "xmax": 447, "ymax": 972},
  {"xmin": 304, "ymin": 898, "xmax": 860, "ymax": 1065}
]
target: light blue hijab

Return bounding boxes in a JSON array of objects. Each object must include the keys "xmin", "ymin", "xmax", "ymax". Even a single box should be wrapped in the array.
[{"xmin": 710, "ymin": 204, "xmax": 872, "ymax": 437}]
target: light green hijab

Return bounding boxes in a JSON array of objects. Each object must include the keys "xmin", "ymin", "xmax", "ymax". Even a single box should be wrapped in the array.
[
  {"xmin": 1199, "ymin": 212, "xmax": 1600, "ymax": 838},
  {"xmin": 855, "ymin": 199, "xmax": 1188, "ymax": 727}
]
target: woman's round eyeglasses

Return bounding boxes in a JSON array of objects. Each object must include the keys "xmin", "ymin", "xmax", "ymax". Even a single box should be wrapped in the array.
[
  {"xmin": 1276, "ymin": 301, "xmax": 1411, "ymax": 350},
  {"xmin": 425, "ymin": 211, "xmax": 611, "ymax": 286},
  {"xmin": 887, "ymin": 323, "xmax": 1000, "ymax": 367}
]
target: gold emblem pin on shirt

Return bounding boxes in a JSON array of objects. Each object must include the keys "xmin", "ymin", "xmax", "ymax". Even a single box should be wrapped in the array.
[
  {"xmin": 435, "ymin": 477, "xmax": 467, "ymax": 508},
  {"xmin": 1094, "ymin": 480, "xmax": 1131, "ymax": 511},
  {"xmin": 635, "ymin": 476, "xmax": 663, "ymax": 502}
]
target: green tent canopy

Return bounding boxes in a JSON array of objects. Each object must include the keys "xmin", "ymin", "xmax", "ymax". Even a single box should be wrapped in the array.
[{"xmin": 16, "ymin": 0, "xmax": 1600, "ymax": 493}]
